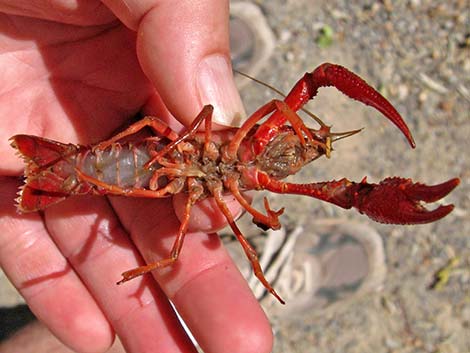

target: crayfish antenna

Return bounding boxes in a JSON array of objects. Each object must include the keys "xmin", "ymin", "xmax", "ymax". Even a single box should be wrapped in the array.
[
  {"xmin": 330, "ymin": 127, "xmax": 364, "ymax": 143},
  {"xmin": 234, "ymin": 69, "xmax": 286, "ymax": 97}
]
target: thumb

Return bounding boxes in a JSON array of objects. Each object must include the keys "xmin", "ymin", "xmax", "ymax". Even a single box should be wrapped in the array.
[{"xmin": 103, "ymin": 0, "xmax": 245, "ymax": 128}]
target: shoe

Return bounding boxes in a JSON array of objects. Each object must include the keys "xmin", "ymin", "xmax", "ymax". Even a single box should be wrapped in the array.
[
  {"xmin": 227, "ymin": 219, "xmax": 387, "ymax": 319},
  {"xmin": 229, "ymin": 2, "xmax": 276, "ymax": 88}
]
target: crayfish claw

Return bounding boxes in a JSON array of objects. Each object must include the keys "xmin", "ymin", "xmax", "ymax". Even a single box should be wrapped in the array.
[
  {"xmin": 355, "ymin": 177, "xmax": 460, "ymax": 225},
  {"xmin": 397, "ymin": 203, "xmax": 455, "ymax": 225},
  {"xmin": 404, "ymin": 178, "xmax": 460, "ymax": 203},
  {"xmin": 310, "ymin": 63, "xmax": 416, "ymax": 148},
  {"xmin": 252, "ymin": 197, "xmax": 285, "ymax": 231}
]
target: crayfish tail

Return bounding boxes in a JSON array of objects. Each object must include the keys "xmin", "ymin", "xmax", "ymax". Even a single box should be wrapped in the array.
[
  {"xmin": 16, "ymin": 185, "xmax": 68, "ymax": 213},
  {"xmin": 10, "ymin": 134, "xmax": 76, "ymax": 169},
  {"xmin": 10, "ymin": 134, "xmax": 81, "ymax": 212}
]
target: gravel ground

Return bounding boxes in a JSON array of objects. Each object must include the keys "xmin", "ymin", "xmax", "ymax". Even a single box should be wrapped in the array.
[
  {"xmin": 233, "ymin": 1, "xmax": 469, "ymax": 352},
  {"xmin": 1, "ymin": 1, "xmax": 469, "ymax": 352}
]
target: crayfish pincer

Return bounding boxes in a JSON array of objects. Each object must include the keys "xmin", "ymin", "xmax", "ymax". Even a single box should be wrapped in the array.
[{"xmin": 11, "ymin": 63, "xmax": 459, "ymax": 303}]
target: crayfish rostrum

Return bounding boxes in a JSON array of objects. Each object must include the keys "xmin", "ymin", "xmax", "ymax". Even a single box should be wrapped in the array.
[{"xmin": 11, "ymin": 63, "xmax": 459, "ymax": 303}]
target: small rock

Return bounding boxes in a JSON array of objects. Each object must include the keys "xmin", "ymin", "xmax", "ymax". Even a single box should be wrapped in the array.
[
  {"xmin": 397, "ymin": 84, "xmax": 410, "ymax": 101},
  {"xmin": 384, "ymin": 21, "xmax": 394, "ymax": 33},
  {"xmin": 384, "ymin": 337, "xmax": 401, "ymax": 349},
  {"xmin": 284, "ymin": 51, "xmax": 295, "ymax": 62},
  {"xmin": 431, "ymin": 49, "xmax": 441, "ymax": 59},
  {"xmin": 438, "ymin": 98, "xmax": 455, "ymax": 113},
  {"xmin": 279, "ymin": 29, "xmax": 292, "ymax": 43},
  {"xmin": 409, "ymin": 0, "xmax": 421, "ymax": 9},
  {"xmin": 383, "ymin": 0, "xmax": 393, "ymax": 12},
  {"xmin": 418, "ymin": 90, "xmax": 428, "ymax": 103}
]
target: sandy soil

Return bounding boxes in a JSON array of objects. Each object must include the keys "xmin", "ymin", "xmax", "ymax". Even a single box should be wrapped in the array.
[
  {"xmin": 1, "ymin": 1, "xmax": 469, "ymax": 352},
  {"xmin": 233, "ymin": 1, "xmax": 469, "ymax": 352}
]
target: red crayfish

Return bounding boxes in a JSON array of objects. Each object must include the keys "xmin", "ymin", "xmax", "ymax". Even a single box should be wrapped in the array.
[{"xmin": 11, "ymin": 63, "xmax": 459, "ymax": 303}]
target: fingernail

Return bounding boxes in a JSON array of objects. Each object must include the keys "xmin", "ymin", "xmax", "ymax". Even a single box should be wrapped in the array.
[{"xmin": 197, "ymin": 55, "xmax": 246, "ymax": 126}]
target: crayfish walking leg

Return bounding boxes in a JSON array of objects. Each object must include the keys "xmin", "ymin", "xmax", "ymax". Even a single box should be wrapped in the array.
[
  {"xmin": 210, "ymin": 182, "xmax": 285, "ymax": 304},
  {"xmin": 111, "ymin": 108, "xmax": 214, "ymax": 283},
  {"xmin": 93, "ymin": 115, "xmax": 180, "ymax": 152},
  {"xmin": 108, "ymin": 104, "xmax": 281, "ymax": 298},
  {"xmin": 118, "ymin": 177, "xmax": 204, "ymax": 284}
]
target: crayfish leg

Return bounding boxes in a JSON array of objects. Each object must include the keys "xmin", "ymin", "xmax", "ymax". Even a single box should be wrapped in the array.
[
  {"xmin": 225, "ymin": 99, "xmax": 315, "ymax": 161},
  {"xmin": 253, "ymin": 63, "xmax": 416, "ymax": 154},
  {"xmin": 144, "ymin": 105, "xmax": 214, "ymax": 169},
  {"xmin": 210, "ymin": 182, "xmax": 285, "ymax": 304},
  {"xmin": 93, "ymin": 116, "xmax": 180, "ymax": 152},
  {"xmin": 118, "ymin": 178, "xmax": 202, "ymax": 284},
  {"xmin": 227, "ymin": 178, "xmax": 283, "ymax": 230},
  {"xmin": 224, "ymin": 99, "xmax": 280, "ymax": 161},
  {"xmin": 257, "ymin": 173, "xmax": 459, "ymax": 225},
  {"xmin": 75, "ymin": 169, "xmax": 185, "ymax": 197}
]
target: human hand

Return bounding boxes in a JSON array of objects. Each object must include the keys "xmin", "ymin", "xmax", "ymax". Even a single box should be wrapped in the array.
[{"xmin": 0, "ymin": 1, "xmax": 273, "ymax": 353}]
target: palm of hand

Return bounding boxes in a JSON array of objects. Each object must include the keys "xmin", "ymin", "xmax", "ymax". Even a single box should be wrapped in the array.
[
  {"xmin": 0, "ymin": 14, "xmax": 201, "ymax": 352},
  {"xmin": 1, "ymin": 15, "xmax": 153, "ymax": 172},
  {"xmin": 0, "ymin": 9, "xmax": 271, "ymax": 353}
]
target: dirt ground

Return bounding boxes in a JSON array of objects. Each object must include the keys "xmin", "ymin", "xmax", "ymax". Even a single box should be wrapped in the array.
[
  {"xmin": 232, "ymin": 1, "xmax": 469, "ymax": 352},
  {"xmin": 1, "ymin": 1, "xmax": 469, "ymax": 352}
]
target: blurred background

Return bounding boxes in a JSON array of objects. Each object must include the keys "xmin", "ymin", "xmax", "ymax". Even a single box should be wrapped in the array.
[
  {"xmin": 228, "ymin": 1, "xmax": 469, "ymax": 352},
  {"xmin": 1, "ymin": 1, "xmax": 469, "ymax": 352}
]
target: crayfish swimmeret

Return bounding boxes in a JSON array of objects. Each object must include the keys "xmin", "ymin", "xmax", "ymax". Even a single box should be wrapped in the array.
[{"xmin": 11, "ymin": 63, "xmax": 459, "ymax": 303}]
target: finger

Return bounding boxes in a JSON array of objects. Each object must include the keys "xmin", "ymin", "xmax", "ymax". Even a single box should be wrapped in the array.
[
  {"xmin": 43, "ymin": 195, "xmax": 197, "ymax": 353},
  {"xmin": 0, "ymin": 177, "xmax": 113, "ymax": 353},
  {"xmin": 0, "ymin": 0, "xmax": 115, "ymax": 25},
  {"xmin": 103, "ymin": 0, "xmax": 245, "ymax": 127},
  {"xmin": 111, "ymin": 197, "xmax": 273, "ymax": 353}
]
